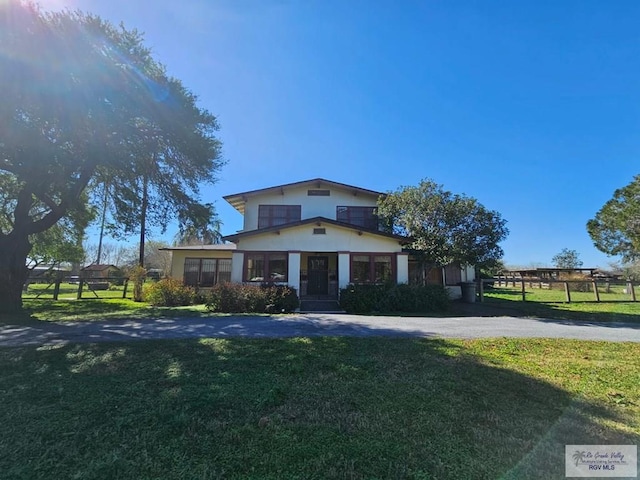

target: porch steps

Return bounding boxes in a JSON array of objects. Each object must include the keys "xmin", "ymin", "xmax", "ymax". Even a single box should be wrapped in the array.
[{"xmin": 299, "ymin": 299, "xmax": 344, "ymax": 313}]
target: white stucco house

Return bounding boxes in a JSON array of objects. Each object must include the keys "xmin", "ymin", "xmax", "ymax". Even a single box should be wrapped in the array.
[{"xmin": 165, "ymin": 178, "xmax": 474, "ymax": 306}]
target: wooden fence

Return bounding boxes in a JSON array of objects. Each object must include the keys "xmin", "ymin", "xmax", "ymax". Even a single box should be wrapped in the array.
[
  {"xmin": 478, "ymin": 277, "xmax": 637, "ymax": 303},
  {"xmin": 24, "ymin": 274, "xmax": 130, "ymax": 300}
]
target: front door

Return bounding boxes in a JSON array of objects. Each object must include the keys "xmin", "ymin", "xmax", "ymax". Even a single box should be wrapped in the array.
[{"xmin": 307, "ymin": 256, "xmax": 329, "ymax": 295}]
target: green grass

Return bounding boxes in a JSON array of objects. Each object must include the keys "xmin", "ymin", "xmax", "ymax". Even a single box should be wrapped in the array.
[
  {"xmin": 477, "ymin": 286, "xmax": 640, "ymax": 323},
  {"xmin": 0, "ymin": 337, "xmax": 638, "ymax": 479},
  {"xmin": 14, "ymin": 298, "xmax": 212, "ymax": 322},
  {"xmin": 23, "ymin": 282, "xmax": 132, "ymax": 300}
]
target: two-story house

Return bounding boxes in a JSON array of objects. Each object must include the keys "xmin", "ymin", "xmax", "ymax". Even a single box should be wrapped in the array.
[{"xmin": 165, "ymin": 178, "xmax": 473, "ymax": 307}]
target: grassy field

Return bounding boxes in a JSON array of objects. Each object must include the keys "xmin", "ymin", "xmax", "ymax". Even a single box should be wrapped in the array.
[
  {"xmin": 479, "ymin": 286, "xmax": 640, "ymax": 323},
  {"xmin": 23, "ymin": 282, "xmax": 132, "ymax": 300},
  {"xmin": 1, "ymin": 337, "xmax": 638, "ymax": 479}
]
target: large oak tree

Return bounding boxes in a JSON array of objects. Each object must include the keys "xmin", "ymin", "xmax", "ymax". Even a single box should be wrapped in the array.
[
  {"xmin": 0, "ymin": 3, "xmax": 223, "ymax": 312},
  {"xmin": 378, "ymin": 179, "xmax": 508, "ymax": 283},
  {"xmin": 587, "ymin": 175, "xmax": 640, "ymax": 262}
]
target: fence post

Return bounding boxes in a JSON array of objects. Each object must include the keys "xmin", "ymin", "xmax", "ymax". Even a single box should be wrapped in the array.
[
  {"xmin": 53, "ymin": 275, "xmax": 61, "ymax": 300},
  {"xmin": 521, "ymin": 280, "xmax": 526, "ymax": 301},
  {"xmin": 592, "ymin": 281, "xmax": 600, "ymax": 302},
  {"xmin": 122, "ymin": 279, "xmax": 129, "ymax": 299},
  {"xmin": 564, "ymin": 282, "xmax": 571, "ymax": 303},
  {"xmin": 77, "ymin": 279, "xmax": 84, "ymax": 300},
  {"xmin": 478, "ymin": 279, "xmax": 484, "ymax": 302}
]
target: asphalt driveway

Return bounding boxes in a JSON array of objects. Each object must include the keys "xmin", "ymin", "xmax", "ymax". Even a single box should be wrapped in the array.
[{"xmin": 1, "ymin": 314, "xmax": 639, "ymax": 347}]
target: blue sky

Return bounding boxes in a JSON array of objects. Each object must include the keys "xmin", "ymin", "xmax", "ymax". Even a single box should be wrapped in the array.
[{"xmin": 47, "ymin": 0, "xmax": 639, "ymax": 268}]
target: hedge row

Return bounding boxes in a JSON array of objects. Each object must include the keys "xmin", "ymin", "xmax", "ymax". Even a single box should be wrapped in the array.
[
  {"xmin": 339, "ymin": 283, "xmax": 449, "ymax": 314},
  {"xmin": 205, "ymin": 283, "xmax": 299, "ymax": 313}
]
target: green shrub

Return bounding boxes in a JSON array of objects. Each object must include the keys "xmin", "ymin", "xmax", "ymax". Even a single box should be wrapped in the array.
[
  {"xmin": 144, "ymin": 278, "xmax": 195, "ymax": 307},
  {"xmin": 338, "ymin": 284, "xmax": 387, "ymax": 314},
  {"xmin": 263, "ymin": 285, "xmax": 300, "ymax": 313},
  {"xmin": 205, "ymin": 283, "xmax": 299, "ymax": 313},
  {"xmin": 339, "ymin": 283, "xmax": 449, "ymax": 314}
]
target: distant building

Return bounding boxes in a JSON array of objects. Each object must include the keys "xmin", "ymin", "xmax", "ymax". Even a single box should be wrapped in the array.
[{"xmin": 80, "ymin": 264, "xmax": 122, "ymax": 280}]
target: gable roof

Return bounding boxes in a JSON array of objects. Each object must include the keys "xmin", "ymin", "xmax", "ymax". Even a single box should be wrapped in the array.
[
  {"xmin": 223, "ymin": 178, "xmax": 385, "ymax": 214},
  {"xmin": 223, "ymin": 216, "xmax": 410, "ymax": 244},
  {"xmin": 81, "ymin": 264, "xmax": 119, "ymax": 271}
]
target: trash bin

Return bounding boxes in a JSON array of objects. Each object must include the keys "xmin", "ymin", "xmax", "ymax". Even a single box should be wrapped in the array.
[{"xmin": 460, "ymin": 282, "xmax": 477, "ymax": 303}]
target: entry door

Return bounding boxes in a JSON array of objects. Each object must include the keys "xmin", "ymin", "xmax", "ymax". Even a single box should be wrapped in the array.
[{"xmin": 307, "ymin": 256, "xmax": 329, "ymax": 295}]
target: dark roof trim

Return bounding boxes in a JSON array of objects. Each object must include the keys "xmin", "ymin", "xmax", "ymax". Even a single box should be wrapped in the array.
[
  {"xmin": 81, "ymin": 264, "xmax": 119, "ymax": 271},
  {"xmin": 223, "ymin": 216, "xmax": 411, "ymax": 243},
  {"xmin": 159, "ymin": 244, "xmax": 237, "ymax": 251},
  {"xmin": 223, "ymin": 178, "xmax": 386, "ymax": 214}
]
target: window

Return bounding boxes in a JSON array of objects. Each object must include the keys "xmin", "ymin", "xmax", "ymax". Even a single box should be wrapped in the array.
[
  {"xmin": 352, "ymin": 255, "xmax": 371, "ymax": 283},
  {"xmin": 183, "ymin": 258, "xmax": 231, "ymax": 287},
  {"xmin": 307, "ymin": 189, "xmax": 330, "ymax": 196},
  {"xmin": 313, "ymin": 228, "xmax": 326, "ymax": 235},
  {"xmin": 336, "ymin": 206, "xmax": 379, "ymax": 230},
  {"xmin": 245, "ymin": 252, "xmax": 288, "ymax": 282},
  {"xmin": 350, "ymin": 254, "xmax": 394, "ymax": 283},
  {"xmin": 258, "ymin": 205, "xmax": 301, "ymax": 228}
]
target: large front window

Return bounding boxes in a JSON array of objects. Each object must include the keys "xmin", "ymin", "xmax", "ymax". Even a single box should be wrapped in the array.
[
  {"xmin": 258, "ymin": 205, "xmax": 301, "ymax": 228},
  {"xmin": 184, "ymin": 258, "xmax": 232, "ymax": 287},
  {"xmin": 350, "ymin": 254, "xmax": 394, "ymax": 283},
  {"xmin": 336, "ymin": 206, "xmax": 378, "ymax": 230},
  {"xmin": 245, "ymin": 253, "xmax": 288, "ymax": 282}
]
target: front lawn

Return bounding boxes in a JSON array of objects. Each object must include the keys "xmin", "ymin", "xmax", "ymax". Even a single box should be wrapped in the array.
[
  {"xmin": 5, "ymin": 298, "xmax": 211, "ymax": 323},
  {"xmin": 1, "ymin": 338, "xmax": 638, "ymax": 479}
]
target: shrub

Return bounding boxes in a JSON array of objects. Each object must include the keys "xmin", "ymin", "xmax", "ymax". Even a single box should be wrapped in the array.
[
  {"xmin": 339, "ymin": 283, "xmax": 449, "ymax": 314},
  {"xmin": 205, "ymin": 283, "xmax": 299, "ymax": 313},
  {"xmin": 263, "ymin": 285, "xmax": 300, "ymax": 313},
  {"xmin": 338, "ymin": 284, "xmax": 387, "ymax": 314},
  {"xmin": 129, "ymin": 265, "xmax": 147, "ymax": 302},
  {"xmin": 144, "ymin": 278, "xmax": 195, "ymax": 307}
]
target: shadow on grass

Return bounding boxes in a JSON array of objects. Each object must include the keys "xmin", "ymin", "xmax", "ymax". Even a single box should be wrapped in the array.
[
  {"xmin": 0, "ymin": 337, "xmax": 637, "ymax": 479},
  {"xmin": 7, "ymin": 298, "xmax": 210, "ymax": 324}
]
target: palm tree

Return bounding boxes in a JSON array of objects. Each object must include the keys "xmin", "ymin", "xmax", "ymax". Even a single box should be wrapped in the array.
[{"xmin": 572, "ymin": 450, "xmax": 586, "ymax": 467}]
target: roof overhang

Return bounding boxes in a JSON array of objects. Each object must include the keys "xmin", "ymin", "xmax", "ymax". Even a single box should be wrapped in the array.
[
  {"xmin": 223, "ymin": 178, "xmax": 386, "ymax": 214},
  {"xmin": 223, "ymin": 216, "xmax": 411, "ymax": 244}
]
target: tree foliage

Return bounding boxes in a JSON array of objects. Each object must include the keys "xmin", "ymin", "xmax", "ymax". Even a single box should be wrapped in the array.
[
  {"xmin": 587, "ymin": 175, "xmax": 640, "ymax": 262},
  {"xmin": 173, "ymin": 212, "xmax": 223, "ymax": 246},
  {"xmin": 551, "ymin": 248, "xmax": 583, "ymax": 269},
  {"xmin": 378, "ymin": 179, "xmax": 508, "ymax": 268},
  {"xmin": 0, "ymin": 3, "xmax": 223, "ymax": 311}
]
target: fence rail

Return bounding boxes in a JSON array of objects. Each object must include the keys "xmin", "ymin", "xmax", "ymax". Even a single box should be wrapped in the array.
[
  {"xmin": 479, "ymin": 278, "xmax": 637, "ymax": 303},
  {"xmin": 24, "ymin": 275, "xmax": 130, "ymax": 300}
]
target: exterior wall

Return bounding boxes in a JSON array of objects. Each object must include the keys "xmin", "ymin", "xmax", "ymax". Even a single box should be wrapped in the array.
[
  {"xmin": 397, "ymin": 253, "xmax": 409, "ymax": 284},
  {"xmin": 242, "ymin": 185, "xmax": 380, "ymax": 231},
  {"xmin": 287, "ymin": 252, "xmax": 301, "ymax": 293},
  {"xmin": 462, "ymin": 265, "xmax": 476, "ymax": 282},
  {"xmin": 338, "ymin": 253, "xmax": 350, "ymax": 289},
  {"xmin": 231, "ymin": 252, "xmax": 244, "ymax": 283},
  {"xmin": 169, "ymin": 250, "xmax": 234, "ymax": 282},
  {"xmin": 235, "ymin": 224, "xmax": 403, "ymax": 253}
]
